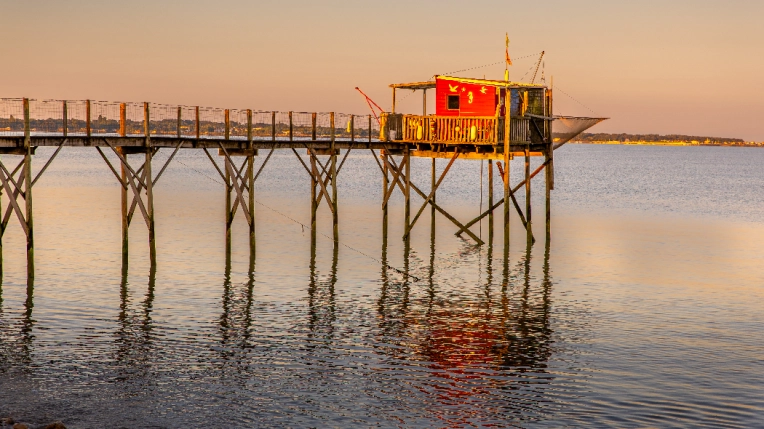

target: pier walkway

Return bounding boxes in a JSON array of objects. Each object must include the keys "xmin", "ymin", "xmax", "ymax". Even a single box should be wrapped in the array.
[{"xmin": 0, "ymin": 97, "xmax": 604, "ymax": 277}]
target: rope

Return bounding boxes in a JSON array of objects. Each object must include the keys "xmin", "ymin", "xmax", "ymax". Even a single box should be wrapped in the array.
[
  {"xmin": 554, "ymin": 85, "xmax": 599, "ymax": 115},
  {"xmin": 438, "ymin": 52, "xmax": 544, "ymax": 76},
  {"xmin": 161, "ymin": 153, "xmax": 420, "ymax": 282}
]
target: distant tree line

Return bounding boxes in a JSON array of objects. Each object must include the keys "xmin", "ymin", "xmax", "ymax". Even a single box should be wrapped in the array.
[{"xmin": 577, "ymin": 133, "xmax": 745, "ymax": 144}]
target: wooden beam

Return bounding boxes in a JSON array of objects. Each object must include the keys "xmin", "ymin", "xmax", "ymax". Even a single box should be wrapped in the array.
[{"xmin": 403, "ymin": 149, "xmax": 459, "ymax": 238}]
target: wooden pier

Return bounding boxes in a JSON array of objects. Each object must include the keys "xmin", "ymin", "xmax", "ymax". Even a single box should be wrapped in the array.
[{"xmin": 0, "ymin": 79, "xmax": 604, "ymax": 277}]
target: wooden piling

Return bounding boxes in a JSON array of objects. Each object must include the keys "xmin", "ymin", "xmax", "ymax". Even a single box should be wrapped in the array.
[
  {"xmin": 382, "ymin": 150, "xmax": 388, "ymax": 238},
  {"xmin": 62, "ymin": 101, "xmax": 68, "ymax": 137},
  {"xmin": 247, "ymin": 108, "xmax": 256, "ymax": 260},
  {"xmin": 119, "ymin": 103, "xmax": 126, "ymax": 137},
  {"xmin": 350, "ymin": 115, "xmax": 355, "ymax": 142},
  {"xmin": 177, "ymin": 106, "xmax": 182, "ymax": 138},
  {"xmin": 195, "ymin": 106, "xmax": 200, "ymax": 139},
  {"xmin": 120, "ymin": 148, "xmax": 129, "ymax": 265},
  {"xmin": 289, "ymin": 111, "xmax": 293, "ymax": 141},
  {"xmin": 503, "ymin": 91, "xmax": 511, "ymax": 253},
  {"xmin": 525, "ymin": 146, "xmax": 532, "ymax": 245},
  {"xmin": 431, "ymin": 157, "xmax": 436, "ymax": 229},
  {"xmin": 23, "ymin": 99, "xmax": 34, "ymax": 278},
  {"xmin": 86, "ymin": 99, "xmax": 91, "ymax": 137},
  {"xmin": 248, "ymin": 153, "xmax": 255, "ymax": 259},
  {"xmin": 368, "ymin": 115, "xmax": 372, "ymax": 143},
  {"xmin": 310, "ymin": 151, "xmax": 318, "ymax": 231},
  {"xmin": 330, "ymin": 112, "xmax": 338, "ymax": 241},
  {"xmin": 488, "ymin": 159, "xmax": 494, "ymax": 241},
  {"xmin": 311, "ymin": 113, "xmax": 317, "ymax": 140},
  {"xmin": 404, "ymin": 146, "xmax": 411, "ymax": 237},
  {"xmin": 224, "ymin": 109, "xmax": 230, "ymax": 140},
  {"xmin": 271, "ymin": 111, "xmax": 276, "ymax": 141},
  {"xmin": 225, "ymin": 157, "xmax": 232, "ymax": 256},
  {"xmin": 144, "ymin": 102, "xmax": 156, "ymax": 266}
]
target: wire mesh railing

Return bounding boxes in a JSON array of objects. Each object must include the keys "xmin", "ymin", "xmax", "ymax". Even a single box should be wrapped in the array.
[{"xmin": 0, "ymin": 98, "xmax": 380, "ymax": 143}]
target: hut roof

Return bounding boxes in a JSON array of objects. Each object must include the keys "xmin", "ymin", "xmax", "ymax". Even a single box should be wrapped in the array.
[{"xmin": 390, "ymin": 75, "xmax": 547, "ymax": 90}]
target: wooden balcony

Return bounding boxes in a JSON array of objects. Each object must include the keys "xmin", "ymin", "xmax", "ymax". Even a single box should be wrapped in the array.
[{"xmin": 380, "ymin": 113, "xmax": 551, "ymax": 147}]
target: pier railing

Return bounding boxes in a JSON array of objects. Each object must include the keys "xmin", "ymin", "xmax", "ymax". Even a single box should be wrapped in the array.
[
  {"xmin": 380, "ymin": 113, "xmax": 550, "ymax": 145},
  {"xmin": 0, "ymin": 98, "xmax": 382, "ymax": 141}
]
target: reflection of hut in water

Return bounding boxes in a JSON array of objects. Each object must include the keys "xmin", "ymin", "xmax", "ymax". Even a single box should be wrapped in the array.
[{"xmin": 375, "ymin": 254, "xmax": 554, "ymax": 414}]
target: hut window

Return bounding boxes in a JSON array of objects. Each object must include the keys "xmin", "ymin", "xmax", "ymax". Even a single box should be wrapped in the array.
[{"xmin": 447, "ymin": 95, "xmax": 460, "ymax": 110}]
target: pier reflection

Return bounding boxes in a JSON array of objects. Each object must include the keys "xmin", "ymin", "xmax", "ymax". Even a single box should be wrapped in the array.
[
  {"xmin": 111, "ymin": 264, "xmax": 158, "ymax": 389},
  {"xmin": 0, "ymin": 277, "xmax": 35, "ymax": 374},
  {"xmin": 213, "ymin": 255, "xmax": 256, "ymax": 383},
  {"xmin": 307, "ymin": 235, "xmax": 338, "ymax": 346},
  {"xmin": 376, "ymin": 222, "xmax": 556, "ymax": 419}
]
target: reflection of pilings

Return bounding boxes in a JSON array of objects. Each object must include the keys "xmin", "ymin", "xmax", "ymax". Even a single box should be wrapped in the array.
[
  {"xmin": 307, "ymin": 223, "xmax": 338, "ymax": 343},
  {"xmin": 113, "ymin": 263, "xmax": 156, "ymax": 387}
]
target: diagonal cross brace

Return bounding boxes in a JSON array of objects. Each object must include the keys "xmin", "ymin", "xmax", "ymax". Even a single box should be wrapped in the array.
[
  {"xmin": 403, "ymin": 149, "xmax": 459, "ymax": 239},
  {"xmin": 378, "ymin": 153, "xmax": 484, "ymax": 245},
  {"xmin": 456, "ymin": 159, "xmax": 550, "ymax": 237},
  {"xmin": 0, "ymin": 161, "xmax": 28, "ymax": 236},
  {"xmin": 219, "ymin": 143, "xmax": 253, "ymax": 225}
]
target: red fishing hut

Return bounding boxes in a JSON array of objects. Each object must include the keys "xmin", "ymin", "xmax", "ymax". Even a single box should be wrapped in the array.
[{"xmin": 380, "ymin": 75, "xmax": 553, "ymax": 158}]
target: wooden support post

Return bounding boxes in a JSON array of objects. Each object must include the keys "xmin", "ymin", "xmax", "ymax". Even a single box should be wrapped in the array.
[
  {"xmin": 225, "ymin": 156, "xmax": 232, "ymax": 256},
  {"xmin": 247, "ymin": 109, "xmax": 253, "ymax": 146},
  {"xmin": 247, "ymin": 110, "xmax": 255, "ymax": 260},
  {"xmin": 545, "ymin": 147, "xmax": 551, "ymax": 236},
  {"xmin": 311, "ymin": 113, "xmax": 317, "ymax": 140},
  {"xmin": 525, "ymin": 146, "xmax": 532, "ymax": 245},
  {"xmin": 310, "ymin": 152, "xmax": 318, "ymax": 231},
  {"xmin": 392, "ymin": 88, "xmax": 396, "ymax": 113},
  {"xmin": 382, "ymin": 150, "xmax": 388, "ymax": 238},
  {"xmin": 23, "ymin": 98, "xmax": 34, "ymax": 278},
  {"xmin": 224, "ymin": 109, "xmax": 230, "ymax": 140},
  {"xmin": 86, "ymin": 99, "xmax": 91, "ymax": 137},
  {"xmin": 368, "ymin": 115, "xmax": 372, "ymax": 143},
  {"xmin": 120, "ymin": 148, "xmax": 129, "ymax": 265},
  {"xmin": 330, "ymin": 112, "xmax": 338, "ymax": 241},
  {"xmin": 195, "ymin": 106, "xmax": 200, "ymax": 139},
  {"xmin": 350, "ymin": 115, "xmax": 355, "ymax": 142},
  {"xmin": 431, "ymin": 157, "xmax": 436, "ymax": 228},
  {"xmin": 423, "ymin": 89, "xmax": 427, "ymax": 116},
  {"xmin": 62, "ymin": 101, "xmax": 68, "ymax": 137},
  {"xmin": 289, "ymin": 111, "xmax": 293, "ymax": 141},
  {"xmin": 177, "ymin": 106, "xmax": 182, "ymax": 138},
  {"xmin": 503, "ymin": 91, "xmax": 511, "ymax": 254},
  {"xmin": 144, "ymin": 102, "xmax": 156, "ymax": 266},
  {"xmin": 488, "ymin": 159, "xmax": 494, "ymax": 241},
  {"xmin": 404, "ymin": 146, "xmax": 411, "ymax": 237},
  {"xmin": 119, "ymin": 103, "xmax": 126, "ymax": 137},
  {"xmin": 271, "ymin": 111, "xmax": 276, "ymax": 141}
]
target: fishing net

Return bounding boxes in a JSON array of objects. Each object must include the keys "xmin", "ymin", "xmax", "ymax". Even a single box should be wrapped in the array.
[{"xmin": 552, "ymin": 116, "xmax": 607, "ymax": 147}]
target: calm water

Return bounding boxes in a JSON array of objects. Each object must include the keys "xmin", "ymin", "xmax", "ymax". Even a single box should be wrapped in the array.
[{"xmin": 0, "ymin": 144, "xmax": 762, "ymax": 428}]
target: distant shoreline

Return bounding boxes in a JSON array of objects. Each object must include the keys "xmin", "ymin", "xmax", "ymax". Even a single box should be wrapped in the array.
[{"xmin": 569, "ymin": 141, "xmax": 763, "ymax": 147}]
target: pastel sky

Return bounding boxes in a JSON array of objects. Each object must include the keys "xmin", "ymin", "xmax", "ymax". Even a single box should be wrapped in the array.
[{"xmin": 1, "ymin": 0, "xmax": 762, "ymax": 140}]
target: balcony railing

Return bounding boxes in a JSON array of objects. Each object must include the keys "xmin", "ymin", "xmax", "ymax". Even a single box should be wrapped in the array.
[{"xmin": 381, "ymin": 113, "xmax": 550, "ymax": 145}]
